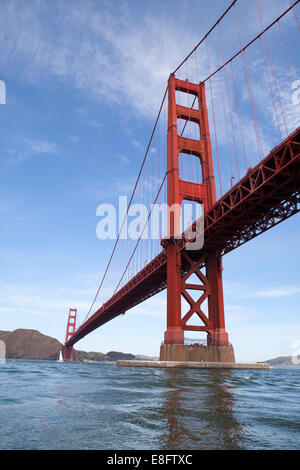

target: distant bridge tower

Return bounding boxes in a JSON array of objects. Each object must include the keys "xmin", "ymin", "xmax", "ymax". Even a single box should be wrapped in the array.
[
  {"xmin": 64, "ymin": 308, "xmax": 77, "ymax": 360},
  {"xmin": 160, "ymin": 74, "xmax": 234, "ymax": 362}
]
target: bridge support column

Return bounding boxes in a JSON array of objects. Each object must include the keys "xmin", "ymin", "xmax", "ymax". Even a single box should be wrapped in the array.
[
  {"xmin": 63, "ymin": 308, "xmax": 77, "ymax": 361},
  {"xmin": 63, "ymin": 345, "xmax": 74, "ymax": 361},
  {"xmin": 159, "ymin": 343, "xmax": 235, "ymax": 362},
  {"xmin": 206, "ymin": 252, "xmax": 229, "ymax": 347},
  {"xmin": 162, "ymin": 74, "xmax": 233, "ymax": 362},
  {"xmin": 164, "ymin": 242, "xmax": 184, "ymax": 345}
]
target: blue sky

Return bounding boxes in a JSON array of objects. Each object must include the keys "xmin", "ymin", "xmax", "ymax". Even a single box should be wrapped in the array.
[{"xmin": 0, "ymin": 0, "xmax": 299, "ymax": 362}]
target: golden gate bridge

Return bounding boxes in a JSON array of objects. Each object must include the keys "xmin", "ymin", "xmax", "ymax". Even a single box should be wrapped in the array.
[{"xmin": 63, "ymin": 0, "xmax": 300, "ymax": 362}]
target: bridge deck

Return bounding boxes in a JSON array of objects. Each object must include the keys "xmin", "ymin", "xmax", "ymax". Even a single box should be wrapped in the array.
[{"xmin": 66, "ymin": 127, "xmax": 300, "ymax": 348}]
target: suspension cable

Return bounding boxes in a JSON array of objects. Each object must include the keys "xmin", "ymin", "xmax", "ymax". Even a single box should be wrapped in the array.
[
  {"xmin": 203, "ymin": 0, "xmax": 300, "ymax": 83},
  {"xmin": 173, "ymin": 0, "xmax": 237, "ymax": 75},
  {"xmin": 81, "ymin": 87, "xmax": 168, "ymax": 325}
]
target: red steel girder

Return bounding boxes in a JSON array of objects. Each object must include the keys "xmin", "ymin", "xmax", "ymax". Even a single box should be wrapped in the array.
[{"xmin": 66, "ymin": 127, "xmax": 300, "ymax": 349}]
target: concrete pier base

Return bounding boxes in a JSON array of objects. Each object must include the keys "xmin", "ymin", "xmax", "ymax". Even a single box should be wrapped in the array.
[
  {"xmin": 117, "ymin": 360, "xmax": 270, "ymax": 370},
  {"xmin": 159, "ymin": 343, "xmax": 235, "ymax": 363}
]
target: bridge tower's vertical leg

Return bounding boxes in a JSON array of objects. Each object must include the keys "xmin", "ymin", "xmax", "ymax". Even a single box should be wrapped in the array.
[
  {"xmin": 63, "ymin": 308, "xmax": 77, "ymax": 361},
  {"xmin": 161, "ymin": 74, "xmax": 233, "ymax": 362}
]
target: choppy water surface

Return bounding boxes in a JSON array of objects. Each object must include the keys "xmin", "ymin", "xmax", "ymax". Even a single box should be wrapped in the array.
[{"xmin": 0, "ymin": 359, "xmax": 299, "ymax": 449}]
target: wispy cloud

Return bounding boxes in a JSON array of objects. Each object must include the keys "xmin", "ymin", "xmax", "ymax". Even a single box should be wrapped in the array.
[
  {"xmin": 128, "ymin": 293, "xmax": 166, "ymax": 318},
  {"xmin": 0, "ymin": 0, "xmax": 297, "ymax": 128},
  {"xmin": 83, "ymin": 175, "xmax": 135, "ymax": 201},
  {"xmin": 242, "ymin": 285, "xmax": 300, "ymax": 299},
  {"xmin": 0, "ymin": 282, "xmax": 93, "ymax": 320},
  {"xmin": 131, "ymin": 138, "xmax": 144, "ymax": 151},
  {"xmin": 68, "ymin": 135, "xmax": 79, "ymax": 144},
  {"xmin": 115, "ymin": 153, "xmax": 130, "ymax": 165},
  {"xmin": 86, "ymin": 120, "xmax": 103, "ymax": 130},
  {"xmin": 26, "ymin": 139, "xmax": 57, "ymax": 154},
  {"xmin": 255, "ymin": 286, "xmax": 300, "ymax": 298},
  {"xmin": 0, "ymin": 0, "xmax": 198, "ymax": 118},
  {"xmin": 9, "ymin": 139, "xmax": 58, "ymax": 162},
  {"xmin": 0, "ymin": 201, "xmax": 14, "ymax": 214}
]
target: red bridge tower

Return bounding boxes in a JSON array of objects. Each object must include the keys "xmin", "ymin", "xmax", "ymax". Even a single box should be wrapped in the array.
[
  {"xmin": 63, "ymin": 308, "xmax": 77, "ymax": 360},
  {"xmin": 160, "ymin": 74, "xmax": 235, "ymax": 362}
]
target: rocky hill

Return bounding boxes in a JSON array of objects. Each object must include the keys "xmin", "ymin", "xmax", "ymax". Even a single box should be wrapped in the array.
[
  {"xmin": 73, "ymin": 350, "xmax": 135, "ymax": 361},
  {"xmin": 73, "ymin": 349, "xmax": 108, "ymax": 362},
  {"xmin": 0, "ymin": 329, "xmax": 137, "ymax": 362},
  {"xmin": 265, "ymin": 356, "xmax": 300, "ymax": 367},
  {"xmin": 105, "ymin": 351, "xmax": 136, "ymax": 361},
  {"xmin": 0, "ymin": 329, "xmax": 62, "ymax": 360}
]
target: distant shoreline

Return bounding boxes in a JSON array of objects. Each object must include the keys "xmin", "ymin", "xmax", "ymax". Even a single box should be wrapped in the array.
[
  {"xmin": 0, "ymin": 328, "xmax": 156, "ymax": 362},
  {"xmin": 1, "ymin": 328, "xmax": 298, "ymax": 366}
]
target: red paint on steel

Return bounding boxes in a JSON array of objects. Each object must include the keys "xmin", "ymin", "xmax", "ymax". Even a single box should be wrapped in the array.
[
  {"xmin": 163, "ymin": 75, "xmax": 229, "ymax": 346},
  {"xmin": 63, "ymin": 308, "xmax": 77, "ymax": 360}
]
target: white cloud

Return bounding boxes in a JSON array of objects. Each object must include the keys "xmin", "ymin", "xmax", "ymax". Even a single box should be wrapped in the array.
[
  {"xmin": 115, "ymin": 153, "xmax": 130, "ymax": 165},
  {"xmin": 86, "ymin": 120, "xmax": 103, "ymax": 130},
  {"xmin": 8, "ymin": 139, "xmax": 58, "ymax": 162},
  {"xmin": 0, "ymin": 0, "xmax": 197, "ymax": 118},
  {"xmin": 0, "ymin": 0, "xmax": 297, "ymax": 131},
  {"xmin": 255, "ymin": 286, "xmax": 300, "ymax": 298},
  {"xmin": 83, "ymin": 174, "xmax": 135, "ymax": 201},
  {"xmin": 69, "ymin": 135, "xmax": 79, "ymax": 144},
  {"xmin": 0, "ymin": 282, "xmax": 93, "ymax": 316},
  {"xmin": 224, "ymin": 303, "xmax": 259, "ymax": 323},
  {"xmin": 131, "ymin": 139, "xmax": 144, "ymax": 151},
  {"xmin": 26, "ymin": 139, "xmax": 57, "ymax": 154},
  {"xmin": 240, "ymin": 285, "xmax": 300, "ymax": 299},
  {"xmin": 128, "ymin": 294, "xmax": 166, "ymax": 318}
]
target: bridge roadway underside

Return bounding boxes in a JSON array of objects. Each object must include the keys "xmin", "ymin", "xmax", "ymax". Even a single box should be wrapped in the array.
[{"xmin": 66, "ymin": 127, "xmax": 300, "ymax": 350}]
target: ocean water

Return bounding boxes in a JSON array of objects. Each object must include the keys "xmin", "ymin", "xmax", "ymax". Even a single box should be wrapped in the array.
[{"xmin": 0, "ymin": 359, "xmax": 299, "ymax": 450}]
